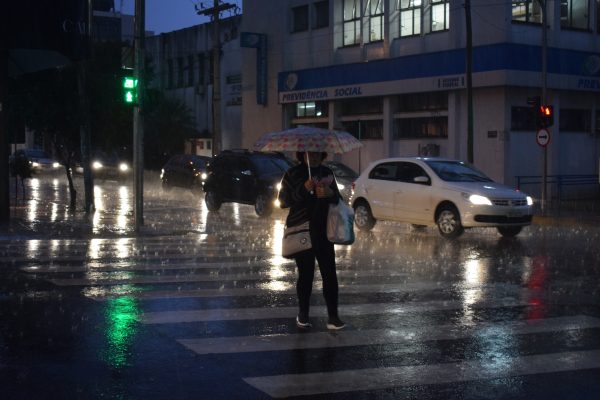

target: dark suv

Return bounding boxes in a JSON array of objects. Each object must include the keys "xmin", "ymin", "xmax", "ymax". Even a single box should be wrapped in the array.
[
  {"xmin": 203, "ymin": 150, "xmax": 293, "ymax": 217},
  {"xmin": 161, "ymin": 154, "xmax": 211, "ymax": 190}
]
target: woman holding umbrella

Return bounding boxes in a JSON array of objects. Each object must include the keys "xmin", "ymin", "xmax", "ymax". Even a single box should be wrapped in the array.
[{"xmin": 278, "ymin": 151, "xmax": 346, "ymax": 330}]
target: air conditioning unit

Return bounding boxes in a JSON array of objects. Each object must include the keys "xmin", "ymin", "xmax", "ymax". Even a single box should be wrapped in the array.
[{"xmin": 418, "ymin": 143, "xmax": 440, "ymax": 157}]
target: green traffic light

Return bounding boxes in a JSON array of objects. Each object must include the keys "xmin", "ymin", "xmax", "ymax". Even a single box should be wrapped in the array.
[{"xmin": 122, "ymin": 76, "xmax": 138, "ymax": 104}]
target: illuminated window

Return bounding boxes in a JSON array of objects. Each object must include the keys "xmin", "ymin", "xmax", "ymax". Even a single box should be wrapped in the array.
[
  {"xmin": 343, "ymin": 0, "xmax": 362, "ymax": 46},
  {"xmin": 561, "ymin": 0, "xmax": 589, "ymax": 30},
  {"xmin": 511, "ymin": 0, "xmax": 542, "ymax": 23},
  {"xmin": 295, "ymin": 101, "xmax": 328, "ymax": 117},
  {"xmin": 398, "ymin": 0, "xmax": 422, "ymax": 37},
  {"xmin": 366, "ymin": 0, "xmax": 384, "ymax": 42},
  {"xmin": 430, "ymin": 0, "xmax": 449, "ymax": 32}
]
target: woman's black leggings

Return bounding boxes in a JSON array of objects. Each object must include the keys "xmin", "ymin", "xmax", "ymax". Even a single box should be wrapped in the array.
[{"xmin": 295, "ymin": 242, "xmax": 339, "ymax": 318}]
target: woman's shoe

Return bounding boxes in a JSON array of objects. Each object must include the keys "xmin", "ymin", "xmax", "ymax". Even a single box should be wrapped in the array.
[
  {"xmin": 296, "ymin": 315, "xmax": 312, "ymax": 329},
  {"xmin": 326, "ymin": 316, "xmax": 346, "ymax": 330}
]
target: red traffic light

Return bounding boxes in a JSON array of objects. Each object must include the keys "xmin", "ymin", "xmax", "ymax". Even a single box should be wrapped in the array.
[{"xmin": 538, "ymin": 104, "xmax": 554, "ymax": 127}]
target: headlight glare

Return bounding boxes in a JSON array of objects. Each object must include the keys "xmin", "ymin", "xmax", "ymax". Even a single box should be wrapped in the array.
[
  {"xmin": 469, "ymin": 194, "xmax": 492, "ymax": 205},
  {"xmin": 526, "ymin": 196, "xmax": 534, "ymax": 206}
]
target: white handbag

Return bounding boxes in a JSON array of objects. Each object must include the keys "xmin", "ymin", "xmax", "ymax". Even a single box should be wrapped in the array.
[
  {"xmin": 282, "ymin": 221, "xmax": 312, "ymax": 258},
  {"xmin": 326, "ymin": 200, "xmax": 355, "ymax": 245}
]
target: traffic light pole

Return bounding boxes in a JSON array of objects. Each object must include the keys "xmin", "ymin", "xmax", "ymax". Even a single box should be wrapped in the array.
[
  {"xmin": 133, "ymin": 0, "xmax": 145, "ymax": 231},
  {"xmin": 540, "ymin": 0, "xmax": 548, "ymax": 213}
]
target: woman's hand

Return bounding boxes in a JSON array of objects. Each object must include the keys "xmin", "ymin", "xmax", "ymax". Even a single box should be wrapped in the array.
[
  {"xmin": 304, "ymin": 179, "xmax": 315, "ymax": 192},
  {"xmin": 315, "ymin": 183, "xmax": 333, "ymax": 198}
]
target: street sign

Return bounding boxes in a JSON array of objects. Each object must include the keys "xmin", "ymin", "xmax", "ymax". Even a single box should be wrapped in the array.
[{"xmin": 536, "ymin": 128, "xmax": 550, "ymax": 147}]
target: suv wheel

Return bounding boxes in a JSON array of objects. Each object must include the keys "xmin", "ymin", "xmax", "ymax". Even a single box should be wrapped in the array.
[
  {"xmin": 436, "ymin": 205, "xmax": 464, "ymax": 238},
  {"xmin": 254, "ymin": 193, "xmax": 273, "ymax": 217},
  {"xmin": 205, "ymin": 190, "xmax": 221, "ymax": 211},
  {"xmin": 497, "ymin": 226, "xmax": 522, "ymax": 237},
  {"xmin": 354, "ymin": 201, "xmax": 376, "ymax": 231}
]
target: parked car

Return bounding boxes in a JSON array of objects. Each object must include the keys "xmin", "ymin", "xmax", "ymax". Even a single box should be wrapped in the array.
[
  {"xmin": 90, "ymin": 151, "xmax": 132, "ymax": 180},
  {"xmin": 160, "ymin": 154, "xmax": 211, "ymax": 190},
  {"xmin": 350, "ymin": 157, "xmax": 533, "ymax": 238},
  {"xmin": 324, "ymin": 161, "xmax": 358, "ymax": 202},
  {"xmin": 9, "ymin": 148, "xmax": 62, "ymax": 175},
  {"xmin": 203, "ymin": 150, "xmax": 294, "ymax": 217}
]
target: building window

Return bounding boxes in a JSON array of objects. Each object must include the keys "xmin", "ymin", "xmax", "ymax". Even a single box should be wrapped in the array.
[
  {"xmin": 398, "ymin": 0, "xmax": 422, "ymax": 37},
  {"xmin": 560, "ymin": 109, "xmax": 591, "ymax": 132},
  {"xmin": 397, "ymin": 92, "xmax": 447, "ymax": 112},
  {"xmin": 394, "ymin": 117, "xmax": 448, "ymax": 139},
  {"xmin": 177, "ymin": 57, "xmax": 184, "ymax": 88},
  {"xmin": 430, "ymin": 0, "xmax": 449, "ymax": 32},
  {"xmin": 295, "ymin": 101, "xmax": 328, "ymax": 118},
  {"xmin": 344, "ymin": 120, "xmax": 383, "ymax": 140},
  {"xmin": 561, "ymin": 0, "xmax": 589, "ymax": 30},
  {"xmin": 292, "ymin": 5, "xmax": 309, "ymax": 32},
  {"xmin": 366, "ymin": 0, "xmax": 384, "ymax": 42},
  {"xmin": 511, "ymin": 106, "xmax": 537, "ymax": 131},
  {"xmin": 188, "ymin": 55, "xmax": 194, "ymax": 87},
  {"xmin": 197, "ymin": 53, "xmax": 205, "ymax": 85},
  {"xmin": 341, "ymin": 97, "xmax": 383, "ymax": 115},
  {"xmin": 314, "ymin": 0, "xmax": 329, "ymax": 29},
  {"xmin": 167, "ymin": 59, "xmax": 174, "ymax": 88},
  {"xmin": 511, "ymin": 0, "xmax": 542, "ymax": 23},
  {"xmin": 343, "ymin": 0, "xmax": 362, "ymax": 45}
]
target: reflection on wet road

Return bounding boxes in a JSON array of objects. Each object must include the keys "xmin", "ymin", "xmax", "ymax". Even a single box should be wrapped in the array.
[{"xmin": 1, "ymin": 177, "xmax": 599, "ymax": 399}]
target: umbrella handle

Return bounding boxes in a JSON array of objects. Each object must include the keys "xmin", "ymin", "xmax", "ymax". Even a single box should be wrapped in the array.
[{"xmin": 306, "ymin": 153, "xmax": 313, "ymax": 195}]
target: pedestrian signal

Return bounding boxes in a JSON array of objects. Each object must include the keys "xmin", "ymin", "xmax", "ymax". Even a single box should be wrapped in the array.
[
  {"xmin": 538, "ymin": 105, "xmax": 554, "ymax": 128},
  {"xmin": 122, "ymin": 76, "xmax": 138, "ymax": 104}
]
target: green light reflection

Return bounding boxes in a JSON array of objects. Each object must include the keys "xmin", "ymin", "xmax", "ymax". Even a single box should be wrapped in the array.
[{"xmin": 104, "ymin": 295, "xmax": 141, "ymax": 369}]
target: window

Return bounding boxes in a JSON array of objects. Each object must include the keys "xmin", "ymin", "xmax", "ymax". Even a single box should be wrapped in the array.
[
  {"xmin": 177, "ymin": 57, "xmax": 184, "ymax": 87},
  {"xmin": 314, "ymin": 0, "xmax": 329, "ymax": 29},
  {"xmin": 511, "ymin": 0, "xmax": 542, "ymax": 23},
  {"xmin": 396, "ymin": 162, "xmax": 429, "ymax": 183},
  {"xmin": 344, "ymin": 120, "xmax": 383, "ymax": 140},
  {"xmin": 394, "ymin": 117, "xmax": 448, "ymax": 138},
  {"xmin": 343, "ymin": 0, "xmax": 362, "ymax": 45},
  {"xmin": 397, "ymin": 92, "xmax": 447, "ymax": 112},
  {"xmin": 187, "ymin": 55, "xmax": 194, "ymax": 87},
  {"xmin": 366, "ymin": 0, "xmax": 384, "ymax": 42},
  {"xmin": 369, "ymin": 162, "xmax": 398, "ymax": 180},
  {"xmin": 295, "ymin": 101, "xmax": 328, "ymax": 117},
  {"xmin": 430, "ymin": 0, "xmax": 449, "ymax": 31},
  {"xmin": 398, "ymin": 0, "xmax": 422, "ymax": 37},
  {"xmin": 341, "ymin": 97, "xmax": 383, "ymax": 115},
  {"xmin": 560, "ymin": 109, "xmax": 591, "ymax": 132},
  {"xmin": 292, "ymin": 5, "xmax": 309, "ymax": 32},
  {"xmin": 197, "ymin": 53, "xmax": 205, "ymax": 85},
  {"xmin": 167, "ymin": 59, "xmax": 174, "ymax": 88},
  {"xmin": 561, "ymin": 0, "xmax": 589, "ymax": 30},
  {"xmin": 511, "ymin": 106, "xmax": 537, "ymax": 131}
]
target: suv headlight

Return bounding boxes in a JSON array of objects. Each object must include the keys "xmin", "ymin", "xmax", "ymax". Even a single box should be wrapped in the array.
[
  {"xmin": 119, "ymin": 162, "xmax": 129, "ymax": 172},
  {"xmin": 526, "ymin": 196, "xmax": 534, "ymax": 206},
  {"xmin": 93, "ymin": 161, "xmax": 103, "ymax": 170}
]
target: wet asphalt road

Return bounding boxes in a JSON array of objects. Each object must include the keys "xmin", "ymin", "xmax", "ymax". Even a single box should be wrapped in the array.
[{"xmin": 0, "ymin": 176, "xmax": 599, "ymax": 399}]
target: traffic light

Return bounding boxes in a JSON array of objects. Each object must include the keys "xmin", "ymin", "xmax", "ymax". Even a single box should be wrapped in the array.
[
  {"xmin": 538, "ymin": 104, "xmax": 554, "ymax": 128},
  {"xmin": 122, "ymin": 76, "xmax": 138, "ymax": 104}
]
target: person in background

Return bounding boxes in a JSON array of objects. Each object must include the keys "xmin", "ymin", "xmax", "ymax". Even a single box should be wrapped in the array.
[{"xmin": 278, "ymin": 151, "xmax": 346, "ymax": 330}]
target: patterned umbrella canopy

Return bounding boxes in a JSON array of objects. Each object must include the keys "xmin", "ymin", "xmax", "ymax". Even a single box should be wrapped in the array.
[{"xmin": 254, "ymin": 126, "xmax": 362, "ymax": 154}]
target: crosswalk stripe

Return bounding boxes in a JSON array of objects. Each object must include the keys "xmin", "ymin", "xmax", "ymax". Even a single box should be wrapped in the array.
[
  {"xmin": 89, "ymin": 282, "xmax": 525, "ymax": 301},
  {"xmin": 243, "ymin": 349, "xmax": 600, "ymax": 398},
  {"xmin": 178, "ymin": 315, "xmax": 600, "ymax": 355},
  {"xmin": 141, "ymin": 299, "xmax": 530, "ymax": 324},
  {"xmin": 46, "ymin": 268, "xmax": 410, "ymax": 286}
]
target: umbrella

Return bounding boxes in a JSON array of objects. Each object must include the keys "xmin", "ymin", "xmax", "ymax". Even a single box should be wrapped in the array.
[
  {"xmin": 254, "ymin": 125, "xmax": 362, "ymax": 184},
  {"xmin": 254, "ymin": 125, "xmax": 362, "ymax": 154}
]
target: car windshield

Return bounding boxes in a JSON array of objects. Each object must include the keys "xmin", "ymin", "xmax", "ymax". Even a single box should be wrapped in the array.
[
  {"xmin": 252, "ymin": 155, "xmax": 293, "ymax": 176},
  {"xmin": 425, "ymin": 160, "xmax": 493, "ymax": 182},
  {"xmin": 326, "ymin": 162, "xmax": 358, "ymax": 179},
  {"xmin": 25, "ymin": 149, "xmax": 49, "ymax": 158},
  {"xmin": 191, "ymin": 156, "xmax": 209, "ymax": 168}
]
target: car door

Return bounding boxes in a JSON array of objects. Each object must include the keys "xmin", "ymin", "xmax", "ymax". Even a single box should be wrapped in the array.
[
  {"xmin": 236, "ymin": 156, "xmax": 256, "ymax": 203},
  {"xmin": 365, "ymin": 162, "xmax": 400, "ymax": 219},
  {"xmin": 393, "ymin": 161, "xmax": 433, "ymax": 223}
]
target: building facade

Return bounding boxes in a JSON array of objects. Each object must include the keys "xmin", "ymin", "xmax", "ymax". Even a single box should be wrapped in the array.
[
  {"xmin": 241, "ymin": 0, "xmax": 600, "ymax": 198},
  {"xmin": 145, "ymin": 16, "xmax": 243, "ymax": 158}
]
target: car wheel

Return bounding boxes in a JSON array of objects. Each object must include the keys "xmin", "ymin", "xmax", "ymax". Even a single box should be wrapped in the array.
[
  {"xmin": 354, "ymin": 201, "xmax": 376, "ymax": 231},
  {"xmin": 205, "ymin": 190, "xmax": 221, "ymax": 211},
  {"xmin": 436, "ymin": 205, "xmax": 464, "ymax": 238},
  {"xmin": 254, "ymin": 193, "xmax": 273, "ymax": 217},
  {"xmin": 497, "ymin": 226, "xmax": 522, "ymax": 237}
]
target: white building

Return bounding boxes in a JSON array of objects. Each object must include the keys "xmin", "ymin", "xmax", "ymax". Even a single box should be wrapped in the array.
[
  {"xmin": 241, "ymin": 0, "xmax": 600, "ymax": 199},
  {"xmin": 145, "ymin": 16, "xmax": 243, "ymax": 157}
]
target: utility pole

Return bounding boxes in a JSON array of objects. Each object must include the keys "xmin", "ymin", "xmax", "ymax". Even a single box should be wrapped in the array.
[
  {"xmin": 539, "ymin": 0, "xmax": 548, "ymax": 214},
  {"xmin": 0, "ymin": 19, "xmax": 8, "ymax": 222},
  {"xmin": 197, "ymin": 0, "xmax": 235, "ymax": 156},
  {"xmin": 465, "ymin": 0, "xmax": 474, "ymax": 164},
  {"xmin": 133, "ymin": 0, "xmax": 145, "ymax": 231}
]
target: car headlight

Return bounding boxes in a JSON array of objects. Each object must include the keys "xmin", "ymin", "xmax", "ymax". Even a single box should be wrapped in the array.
[
  {"xmin": 273, "ymin": 198, "xmax": 281, "ymax": 208},
  {"xmin": 337, "ymin": 183, "xmax": 345, "ymax": 191},
  {"xmin": 31, "ymin": 162, "xmax": 40, "ymax": 167},
  {"xmin": 526, "ymin": 196, "xmax": 534, "ymax": 206},
  {"xmin": 201, "ymin": 172, "xmax": 208, "ymax": 180},
  {"xmin": 468, "ymin": 194, "xmax": 492, "ymax": 205},
  {"xmin": 276, "ymin": 182, "xmax": 282, "ymax": 191},
  {"xmin": 92, "ymin": 161, "xmax": 103, "ymax": 170},
  {"xmin": 119, "ymin": 162, "xmax": 129, "ymax": 172},
  {"xmin": 53, "ymin": 162, "xmax": 60, "ymax": 168}
]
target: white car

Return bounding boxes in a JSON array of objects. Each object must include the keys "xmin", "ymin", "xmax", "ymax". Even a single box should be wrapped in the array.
[{"xmin": 350, "ymin": 157, "xmax": 534, "ymax": 238}]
